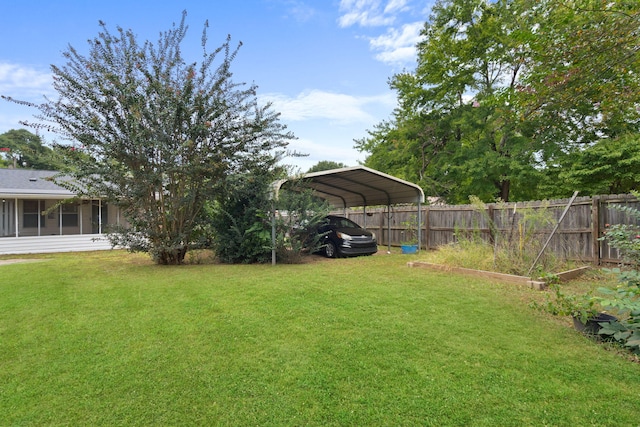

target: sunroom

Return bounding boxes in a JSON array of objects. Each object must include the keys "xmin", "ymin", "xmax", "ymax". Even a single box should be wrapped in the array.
[{"xmin": 0, "ymin": 169, "xmax": 123, "ymax": 254}]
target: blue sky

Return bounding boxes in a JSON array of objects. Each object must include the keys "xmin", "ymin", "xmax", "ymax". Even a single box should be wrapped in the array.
[{"xmin": 0, "ymin": 0, "xmax": 433, "ymax": 172}]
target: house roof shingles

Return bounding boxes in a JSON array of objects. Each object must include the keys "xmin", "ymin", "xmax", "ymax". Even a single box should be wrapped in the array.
[{"xmin": 0, "ymin": 169, "xmax": 75, "ymax": 198}]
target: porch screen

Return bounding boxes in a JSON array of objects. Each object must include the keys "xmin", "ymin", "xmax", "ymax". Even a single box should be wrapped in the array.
[{"xmin": 23, "ymin": 200, "xmax": 45, "ymax": 228}]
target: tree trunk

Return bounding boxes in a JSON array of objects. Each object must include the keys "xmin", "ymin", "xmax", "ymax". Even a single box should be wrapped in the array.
[
  {"xmin": 156, "ymin": 246, "xmax": 187, "ymax": 265},
  {"xmin": 499, "ymin": 179, "xmax": 510, "ymax": 202}
]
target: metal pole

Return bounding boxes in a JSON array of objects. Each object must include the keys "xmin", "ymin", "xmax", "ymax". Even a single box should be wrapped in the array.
[
  {"xmin": 527, "ymin": 191, "xmax": 579, "ymax": 276},
  {"xmin": 387, "ymin": 205, "xmax": 391, "ymax": 254},
  {"xmin": 271, "ymin": 204, "xmax": 276, "ymax": 266},
  {"xmin": 417, "ymin": 201, "xmax": 421, "ymax": 252}
]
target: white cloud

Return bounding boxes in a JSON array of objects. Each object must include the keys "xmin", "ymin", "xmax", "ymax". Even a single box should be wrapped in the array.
[
  {"xmin": 0, "ymin": 62, "xmax": 55, "ymax": 134},
  {"xmin": 262, "ymin": 89, "xmax": 394, "ymax": 123},
  {"xmin": 0, "ymin": 62, "xmax": 52, "ymax": 97},
  {"xmin": 384, "ymin": 0, "xmax": 410, "ymax": 14},
  {"xmin": 337, "ymin": 1, "xmax": 427, "ymax": 66},
  {"xmin": 374, "ymin": 46, "xmax": 417, "ymax": 65},
  {"xmin": 287, "ymin": 136, "xmax": 362, "ymax": 168},
  {"xmin": 369, "ymin": 21, "xmax": 423, "ymax": 65},
  {"xmin": 338, "ymin": 0, "xmax": 396, "ymax": 28},
  {"xmin": 282, "ymin": 0, "xmax": 318, "ymax": 22}
]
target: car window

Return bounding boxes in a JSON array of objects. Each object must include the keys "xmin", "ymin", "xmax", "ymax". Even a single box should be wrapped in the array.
[{"xmin": 330, "ymin": 217, "xmax": 361, "ymax": 229}]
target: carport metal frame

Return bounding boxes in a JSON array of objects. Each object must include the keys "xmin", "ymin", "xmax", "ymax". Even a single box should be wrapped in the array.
[{"xmin": 271, "ymin": 166, "xmax": 425, "ymax": 264}]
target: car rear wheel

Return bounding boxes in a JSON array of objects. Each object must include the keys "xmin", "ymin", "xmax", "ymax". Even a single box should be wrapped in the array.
[{"xmin": 325, "ymin": 241, "xmax": 338, "ymax": 258}]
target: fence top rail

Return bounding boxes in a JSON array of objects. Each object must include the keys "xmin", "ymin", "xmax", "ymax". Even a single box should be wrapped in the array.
[
  {"xmin": 333, "ymin": 194, "xmax": 639, "ymax": 215},
  {"xmin": 425, "ymin": 194, "xmax": 638, "ymax": 210}
]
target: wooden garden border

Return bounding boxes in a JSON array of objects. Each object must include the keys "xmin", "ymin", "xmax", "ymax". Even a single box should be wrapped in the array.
[{"xmin": 407, "ymin": 262, "xmax": 591, "ymax": 291}]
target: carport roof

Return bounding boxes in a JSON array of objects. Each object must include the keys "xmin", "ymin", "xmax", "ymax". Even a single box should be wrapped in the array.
[{"xmin": 273, "ymin": 165, "xmax": 424, "ymax": 208}]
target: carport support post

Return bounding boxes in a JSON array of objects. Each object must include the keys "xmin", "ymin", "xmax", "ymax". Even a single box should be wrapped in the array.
[
  {"xmin": 417, "ymin": 201, "xmax": 421, "ymax": 252},
  {"xmin": 387, "ymin": 205, "xmax": 391, "ymax": 253},
  {"xmin": 363, "ymin": 205, "xmax": 366, "ymax": 228},
  {"xmin": 271, "ymin": 203, "xmax": 276, "ymax": 266}
]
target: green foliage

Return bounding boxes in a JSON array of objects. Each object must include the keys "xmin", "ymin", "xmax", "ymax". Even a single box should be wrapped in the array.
[
  {"xmin": 542, "ymin": 134, "xmax": 640, "ymax": 197},
  {"xmin": 521, "ymin": 0, "xmax": 640, "ymax": 144},
  {"xmin": 400, "ymin": 215, "xmax": 418, "ymax": 245},
  {"xmin": 272, "ymin": 180, "xmax": 329, "ymax": 263},
  {"xmin": 209, "ymin": 171, "xmax": 276, "ymax": 264},
  {"xmin": 424, "ymin": 239, "xmax": 497, "ymax": 271},
  {"xmin": 356, "ymin": 0, "xmax": 640, "ymax": 203},
  {"xmin": 601, "ymin": 196, "xmax": 640, "ymax": 267},
  {"xmin": 0, "ymin": 129, "xmax": 64, "ymax": 170},
  {"xmin": 4, "ymin": 12, "xmax": 293, "ymax": 264},
  {"xmin": 306, "ymin": 160, "xmax": 347, "ymax": 173},
  {"xmin": 597, "ymin": 195, "xmax": 640, "ymax": 353},
  {"xmin": 532, "ymin": 283, "xmax": 599, "ymax": 324},
  {"xmin": 210, "ymin": 173, "xmax": 329, "ymax": 264},
  {"xmin": 358, "ymin": 0, "xmax": 545, "ymax": 203},
  {"xmin": 597, "ymin": 273, "xmax": 640, "ymax": 354}
]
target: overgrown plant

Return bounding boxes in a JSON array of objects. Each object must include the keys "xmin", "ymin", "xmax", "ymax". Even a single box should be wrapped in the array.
[
  {"xmin": 467, "ymin": 196, "xmax": 558, "ymax": 276},
  {"xmin": 400, "ymin": 215, "xmax": 418, "ymax": 246},
  {"xmin": 209, "ymin": 171, "xmax": 275, "ymax": 264},
  {"xmin": 532, "ymin": 282, "xmax": 599, "ymax": 325}
]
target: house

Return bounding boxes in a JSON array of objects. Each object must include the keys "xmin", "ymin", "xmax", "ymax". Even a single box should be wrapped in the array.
[{"xmin": 0, "ymin": 168, "xmax": 124, "ymax": 255}]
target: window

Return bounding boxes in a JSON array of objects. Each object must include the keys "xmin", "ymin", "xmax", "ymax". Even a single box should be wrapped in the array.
[
  {"xmin": 23, "ymin": 200, "xmax": 44, "ymax": 228},
  {"xmin": 61, "ymin": 203, "xmax": 78, "ymax": 227}
]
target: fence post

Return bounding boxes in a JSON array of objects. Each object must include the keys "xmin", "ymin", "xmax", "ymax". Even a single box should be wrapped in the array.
[
  {"xmin": 423, "ymin": 205, "xmax": 429, "ymax": 250},
  {"xmin": 487, "ymin": 204, "xmax": 495, "ymax": 243},
  {"xmin": 592, "ymin": 196, "xmax": 600, "ymax": 265}
]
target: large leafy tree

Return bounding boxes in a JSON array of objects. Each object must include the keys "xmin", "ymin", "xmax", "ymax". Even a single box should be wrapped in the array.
[
  {"xmin": 358, "ymin": 0, "xmax": 540, "ymax": 203},
  {"xmin": 0, "ymin": 129, "xmax": 64, "ymax": 169},
  {"xmin": 541, "ymin": 133, "xmax": 640, "ymax": 196},
  {"xmin": 4, "ymin": 12, "xmax": 294, "ymax": 264},
  {"xmin": 520, "ymin": 0, "xmax": 640, "ymax": 147},
  {"xmin": 357, "ymin": 0, "xmax": 640, "ymax": 203}
]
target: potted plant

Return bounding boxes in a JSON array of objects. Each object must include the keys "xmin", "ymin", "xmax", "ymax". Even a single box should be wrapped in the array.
[
  {"xmin": 536, "ymin": 283, "xmax": 616, "ymax": 336},
  {"xmin": 400, "ymin": 216, "xmax": 419, "ymax": 254}
]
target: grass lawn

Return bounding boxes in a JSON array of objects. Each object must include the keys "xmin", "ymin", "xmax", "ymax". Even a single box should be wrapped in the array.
[{"xmin": 1, "ymin": 250, "xmax": 639, "ymax": 426}]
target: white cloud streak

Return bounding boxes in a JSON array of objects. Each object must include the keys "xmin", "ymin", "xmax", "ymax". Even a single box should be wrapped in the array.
[
  {"xmin": 338, "ymin": 0, "xmax": 397, "ymax": 28},
  {"xmin": 0, "ymin": 62, "xmax": 52, "ymax": 97},
  {"xmin": 383, "ymin": 0, "xmax": 410, "ymax": 14},
  {"xmin": 369, "ymin": 21, "xmax": 423, "ymax": 65},
  {"xmin": 262, "ymin": 89, "xmax": 395, "ymax": 123},
  {"xmin": 337, "ymin": 1, "xmax": 426, "ymax": 66}
]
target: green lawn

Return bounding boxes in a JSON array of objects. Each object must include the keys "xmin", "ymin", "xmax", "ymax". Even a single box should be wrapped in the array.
[{"xmin": 1, "ymin": 251, "xmax": 639, "ymax": 426}]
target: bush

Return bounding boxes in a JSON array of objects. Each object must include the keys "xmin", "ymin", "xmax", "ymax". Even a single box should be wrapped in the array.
[
  {"xmin": 210, "ymin": 172, "xmax": 274, "ymax": 264},
  {"xmin": 209, "ymin": 173, "xmax": 328, "ymax": 264}
]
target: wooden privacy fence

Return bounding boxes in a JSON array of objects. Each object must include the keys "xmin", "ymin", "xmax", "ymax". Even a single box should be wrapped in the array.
[{"xmin": 333, "ymin": 194, "xmax": 640, "ymax": 265}]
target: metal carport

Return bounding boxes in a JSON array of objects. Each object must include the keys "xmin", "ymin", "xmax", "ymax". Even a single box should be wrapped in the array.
[{"xmin": 271, "ymin": 166, "xmax": 425, "ymax": 264}]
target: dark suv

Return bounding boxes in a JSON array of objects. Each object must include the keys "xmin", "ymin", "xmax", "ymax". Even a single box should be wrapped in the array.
[{"xmin": 318, "ymin": 215, "xmax": 377, "ymax": 258}]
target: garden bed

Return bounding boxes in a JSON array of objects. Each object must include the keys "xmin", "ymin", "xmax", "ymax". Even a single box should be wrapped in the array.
[{"xmin": 407, "ymin": 261, "xmax": 590, "ymax": 290}]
